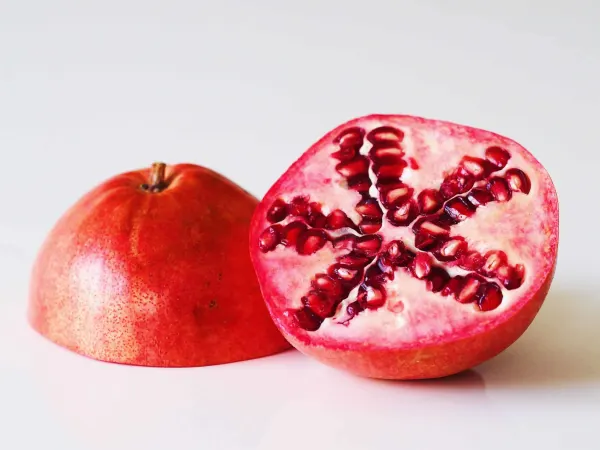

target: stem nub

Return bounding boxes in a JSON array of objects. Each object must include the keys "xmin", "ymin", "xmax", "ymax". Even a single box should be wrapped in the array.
[{"xmin": 142, "ymin": 162, "xmax": 167, "ymax": 192}]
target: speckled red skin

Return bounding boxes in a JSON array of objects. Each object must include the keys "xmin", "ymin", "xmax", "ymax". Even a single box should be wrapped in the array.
[
  {"xmin": 249, "ymin": 114, "xmax": 559, "ymax": 380},
  {"xmin": 29, "ymin": 163, "xmax": 291, "ymax": 367}
]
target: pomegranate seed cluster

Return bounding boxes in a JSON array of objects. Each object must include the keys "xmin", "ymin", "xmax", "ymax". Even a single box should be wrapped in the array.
[{"xmin": 259, "ymin": 126, "xmax": 531, "ymax": 331}]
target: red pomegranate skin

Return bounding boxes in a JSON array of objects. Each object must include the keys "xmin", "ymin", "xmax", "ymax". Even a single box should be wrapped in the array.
[{"xmin": 28, "ymin": 163, "xmax": 291, "ymax": 367}]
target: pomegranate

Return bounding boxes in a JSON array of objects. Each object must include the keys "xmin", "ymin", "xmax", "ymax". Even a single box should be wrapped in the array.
[
  {"xmin": 250, "ymin": 115, "xmax": 559, "ymax": 379},
  {"xmin": 28, "ymin": 162, "xmax": 291, "ymax": 367}
]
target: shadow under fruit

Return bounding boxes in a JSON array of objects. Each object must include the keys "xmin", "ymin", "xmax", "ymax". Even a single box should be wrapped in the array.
[{"xmin": 28, "ymin": 162, "xmax": 291, "ymax": 367}]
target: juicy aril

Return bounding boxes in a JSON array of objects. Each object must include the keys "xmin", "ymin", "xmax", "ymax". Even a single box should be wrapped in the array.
[
  {"xmin": 29, "ymin": 162, "xmax": 290, "ymax": 367},
  {"xmin": 250, "ymin": 115, "xmax": 559, "ymax": 379}
]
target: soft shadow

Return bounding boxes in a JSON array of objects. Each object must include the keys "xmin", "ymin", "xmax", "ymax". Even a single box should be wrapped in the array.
[
  {"xmin": 371, "ymin": 368, "xmax": 486, "ymax": 392},
  {"xmin": 476, "ymin": 286, "xmax": 600, "ymax": 388}
]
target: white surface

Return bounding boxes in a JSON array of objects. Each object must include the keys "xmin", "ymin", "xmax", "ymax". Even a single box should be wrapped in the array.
[{"xmin": 1, "ymin": 1, "xmax": 599, "ymax": 449}]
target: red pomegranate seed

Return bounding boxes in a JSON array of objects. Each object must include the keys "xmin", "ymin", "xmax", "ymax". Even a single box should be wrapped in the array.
[
  {"xmin": 358, "ymin": 284, "xmax": 387, "ymax": 309},
  {"xmin": 377, "ymin": 257, "xmax": 396, "ymax": 279},
  {"xmin": 334, "ymin": 127, "xmax": 365, "ymax": 149},
  {"xmin": 485, "ymin": 146, "xmax": 511, "ymax": 169},
  {"xmin": 359, "ymin": 218, "xmax": 382, "ymax": 234},
  {"xmin": 435, "ymin": 237, "xmax": 467, "ymax": 261},
  {"xmin": 439, "ymin": 177, "xmax": 460, "ymax": 200},
  {"xmin": 294, "ymin": 307, "xmax": 323, "ymax": 331},
  {"xmin": 308, "ymin": 211, "xmax": 327, "ymax": 228},
  {"xmin": 303, "ymin": 291, "xmax": 337, "ymax": 318},
  {"xmin": 505, "ymin": 168, "xmax": 531, "ymax": 194},
  {"xmin": 487, "ymin": 177, "xmax": 512, "ymax": 202},
  {"xmin": 332, "ymin": 234, "xmax": 357, "ymax": 250},
  {"xmin": 381, "ymin": 183, "xmax": 412, "ymax": 208},
  {"xmin": 496, "ymin": 264, "xmax": 524, "ymax": 290},
  {"xmin": 479, "ymin": 250, "xmax": 508, "ymax": 277},
  {"xmin": 419, "ymin": 220, "xmax": 450, "ymax": 237},
  {"xmin": 346, "ymin": 175, "xmax": 372, "ymax": 192},
  {"xmin": 476, "ymin": 283, "xmax": 503, "ymax": 311},
  {"xmin": 366, "ymin": 126, "xmax": 404, "ymax": 143},
  {"xmin": 329, "ymin": 264, "xmax": 362, "ymax": 283},
  {"xmin": 312, "ymin": 274, "xmax": 343, "ymax": 298},
  {"xmin": 458, "ymin": 251, "xmax": 484, "ymax": 271},
  {"xmin": 467, "ymin": 188, "xmax": 494, "ymax": 207},
  {"xmin": 417, "ymin": 189, "xmax": 442, "ymax": 214},
  {"xmin": 386, "ymin": 240, "xmax": 404, "ymax": 259},
  {"xmin": 331, "ymin": 147, "xmax": 357, "ymax": 162},
  {"xmin": 441, "ymin": 276, "xmax": 464, "ymax": 297},
  {"xmin": 370, "ymin": 145, "xmax": 404, "ymax": 164},
  {"xmin": 426, "ymin": 267, "xmax": 450, "ymax": 293},
  {"xmin": 374, "ymin": 162, "xmax": 407, "ymax": 179},
  {"xmin": 444, "ymin": 197, "xmax": 475, "ymax": 222},
  {"xmin": 355, "ymin": 235, "xmax": 382, "ymax": 256},
  {"xmin": 457, "ymin": 275, "xmax": 482, "ymax": 303},
  {"xmin": 460, "ymin": 156, "xmax": 489, "ymax": 179},
  {"xmin": 364, "ymin": 264, "xmax": 387, "ymax": 286},
  {"xmin": 337, "ymin": 252, "xmax": 373, "ymax": 269},
  {"xmin": 385, "ymin": 241, "xmax": 414, "ymax": 266},
  {"xmin": 440, "ymin": 174, "xmax": 474, "ymax": 200},
  {"xmin": 308, "ymin": 201, "xmax": 322, "ymax": 215},
  {"xmin": 387, "ymin": 199, "xmax": 418, "ymax": 226},
  {"xmin": 296, "ymin": 229, "xmax": 329, "ymax": 255},
  {"xmin": 259, "ymin": 225, "xmax": 282, "ymax": 252},
  {"xmin": 514, "ymin": 264, "xmax": 525, "ymax": 280},
  {"xmin": 408, "ymin": 157, "xmax": 419, "ymax": 170},
  {"xmin": 436, "ymin": 212, "xmax": 458, "ymax": 227},
  {"xmin": 326, "ymin": 209, "xmax": 351, "ymax": 230},
  {"xmin": 266, "ymin": 198, "xmax": 289, "ymax": 223},
  {"xmin": 289, "ymin": 196, "xmax": 310, "ymax": 217},
  {"xmin": 411, "ymin": 253, "xmax": 432, "ymax": 279},
  {"xmin": 336, "ymin": 156, "xmax": 369, "ymax": 178},
  {"xmin": 281, "ymin": 221, "xmax": 307, "ymax": 247},
  {"xmin": 356, "ymin": 198, "xmax": 383, "ymax": 219},
  {"xmin": 414, "ymin": 232, "xmax": 439, "ymax": 251},
  {"xmin": 346, "ymin": 300, "xmax": 364, "ymax": 317}
]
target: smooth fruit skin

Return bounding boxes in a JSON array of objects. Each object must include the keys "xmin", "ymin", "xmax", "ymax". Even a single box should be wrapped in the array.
[
  {"xmin": 250, "ymin": 114, "xmax": 559, "ymax": 380},
  {"xmin": 28, "ymin": 163, "xmax": 290, "ymax": 367}
]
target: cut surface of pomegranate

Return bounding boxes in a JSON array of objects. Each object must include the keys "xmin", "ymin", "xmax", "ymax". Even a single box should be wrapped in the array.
[{"xmin": 250, "ymin": 114, "xmax": 559, "ymax": 380}]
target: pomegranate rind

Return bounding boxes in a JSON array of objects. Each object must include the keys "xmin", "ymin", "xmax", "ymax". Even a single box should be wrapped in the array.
[
  {"xmin": 250, "ymin": 114, "xmax": 559, "ymax": 379},
  {"xmin": 28, "ymin": 163, "xmax": 291, "ymax": 367}
]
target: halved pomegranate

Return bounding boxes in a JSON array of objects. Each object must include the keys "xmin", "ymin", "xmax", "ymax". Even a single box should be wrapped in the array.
[{"xmin": 250, "ymin": 114, "xmax": 559, "ymax": 380}]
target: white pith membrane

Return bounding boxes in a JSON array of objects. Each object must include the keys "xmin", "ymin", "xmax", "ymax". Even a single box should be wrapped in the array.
[{"xmin": 257, "ymin": 116, "xmax": 557, "ymax": 347}]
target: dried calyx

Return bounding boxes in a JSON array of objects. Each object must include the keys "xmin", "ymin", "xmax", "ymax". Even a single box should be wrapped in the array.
[{"xmin": 141, "ymin": 162, "xmax": 168, "ymax": 193}]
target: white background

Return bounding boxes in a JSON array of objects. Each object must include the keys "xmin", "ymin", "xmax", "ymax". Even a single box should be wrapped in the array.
[{"xmin": 1, "ymin": 1, "xmax": 599, "ymax": 449}]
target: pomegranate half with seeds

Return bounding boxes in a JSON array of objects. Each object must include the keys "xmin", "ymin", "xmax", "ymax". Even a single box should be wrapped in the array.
[{"xmin": 250, "ymin": 114, "xmax": 559, "ymax": 380}]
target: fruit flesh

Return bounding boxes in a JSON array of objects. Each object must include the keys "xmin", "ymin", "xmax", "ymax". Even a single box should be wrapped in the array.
[
  {"xmin": 250, "ymin": 114, "xmax": 559, "ymax": 379},
  {"xmin": 29, "ymin": 163, "xmax": 291, "ymax": 367}
]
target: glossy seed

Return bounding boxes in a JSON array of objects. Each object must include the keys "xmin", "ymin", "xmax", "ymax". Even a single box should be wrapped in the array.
[
  {"xmin": 485, "ymin": 146, "xmax": 511, "ymax": 169},
  {"xmin": 336, "ymin": 156, "xmax": 370, "ymax": 178},
  {"xmin": 444, "ymin": 197, "xmax": 475, "ymax": 222},
  {"xmin": 281, "ymin": 221, "xmax": 307, "ymax": 247},
  {"xmin": 487, "ymin": 177, "xmax": 512, "ymax": 202},
  {"xmin": 259, "ymin": 225, "xmax": 282, "ymax": 252},
  {"xmin": 296, "ymin": 229, "xmax": 329, "ymax": 255},
  {"xmin": 417, "ymin": 189, "xmax": 442, "ymax": 214},
  {"xmin": 366, "ymin": 126, "xmax": 404, "ymax": 143},
  {"xmin": 476, "ymin": 283, "xmax": 503, "ymax": 311},
  {"xmin": 505, "ymin": 168, "xmax": 531, "ymax": 194},
  {"xmin": 294, "ymin": 307, "xmax": 323, "ymax": 331},
  {"xmin": 266, "ymin": 198, "xmax": 289, "ymax": 223}
]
